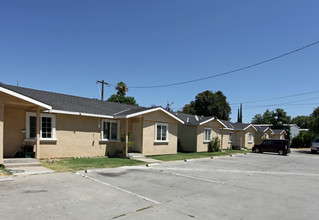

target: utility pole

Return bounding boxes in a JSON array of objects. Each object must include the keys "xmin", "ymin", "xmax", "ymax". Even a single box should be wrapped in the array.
[{"xmin": 97, "ymin": 80, "xmax": 109, "ymax": 101}]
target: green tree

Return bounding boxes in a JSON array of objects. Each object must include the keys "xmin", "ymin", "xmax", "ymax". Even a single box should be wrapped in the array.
[
  {"xmin": 115, "ymin": 82, "xmax": 128, "ymax": 96},
  {"xmin": 182, "ymin": 101, "xmax": 196, "ymax": 115},
  {"xmin": 107, "ymin": 94, "xmax": 138, "ymax": 106},
  {"xmin": 251, "ymin": 108, "xmax": 291, "ymax": 128},
  {"xmin": 237, "ymin": 103, "xmax": 243, "ymax": 123},
  {"xmin": 291, "ymin": 130, "xmax": 316, "ymax": 148},
  {"xmin": 251, "ymin": 114, "xmax": 263, "ymax": 124},
  {"xmin": 182, "ymin": 90, "xmax": 231, "ymax": 120},
  {"xmin": 291, "ymin": 115, "xmax": 312, "ymax": 129},
  {"xmin": 310, "ymin": 107, "xmax": 319, "ymax": 135}
]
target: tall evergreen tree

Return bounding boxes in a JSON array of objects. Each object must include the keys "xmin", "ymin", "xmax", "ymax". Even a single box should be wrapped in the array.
[
  {"xmin": 239, "ymin": 103, "xmax": 243, "ymax": 123},
  {"xmin": 237, "ymin": 108, "xmax": 240, "ymax": 122}
]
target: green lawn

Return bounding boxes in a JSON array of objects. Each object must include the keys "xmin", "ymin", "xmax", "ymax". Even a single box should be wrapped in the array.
[
  {"xmin": 148, "ymin": 150, "xmax": 250, "ymax": 161},
  {"xmin": 41, "ymin": 157, "xmax": 146, "ymax": 173},
  {"xmin": 0, "ymin": 166, "xmax": 12, "ymax": 176}
]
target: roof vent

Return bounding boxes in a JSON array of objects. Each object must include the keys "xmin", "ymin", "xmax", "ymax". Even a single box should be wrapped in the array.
[
  {"xmin": 195, "ymin": 115, "xmax": 199, "ymax": 121},
  {"xmin": 187, "ymin": 117, "xmax": 189, "ymax": 123}
]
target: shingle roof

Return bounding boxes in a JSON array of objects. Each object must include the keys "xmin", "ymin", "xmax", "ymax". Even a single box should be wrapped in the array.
[
  {"xmin": 272, "ymin": 129, "xmax": 286, "ymax": 135},
  {"xmin": 0, "ymin": 83, "xmax": 148, "ymax": 116},
  {"xmin": 174, "ymin": 112, "xmax": 215, "ymax": 125},
  {"xmin": 254, "ymin": 125, "xmax": 272, "ymax": 133},
  {"xmin": 220, "ymin": 120, "xmax": 256, "ymax": 131}
]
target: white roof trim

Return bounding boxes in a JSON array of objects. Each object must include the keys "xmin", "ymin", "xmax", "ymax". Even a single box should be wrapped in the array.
[
  {"xmin": 243, "ymin": 124, "xmax": 257, "ymax": 131},
  {"xmin": 115, "ymin": 107, "xmax": 185, "ymax": 124},
  {"xmin": 0, "ymin": 86, "xmax": 52, "ymax": 110},
  {"xmin": 199, "ymin": 117, "xmax": 215, "ymax": 125},
  {"xmin": 44, "ymin": 109, "xmax": 113, "ymax": 119},
  {"xmin": 199, "ymin": 117, "xmax": 227, "ymax": 128}
]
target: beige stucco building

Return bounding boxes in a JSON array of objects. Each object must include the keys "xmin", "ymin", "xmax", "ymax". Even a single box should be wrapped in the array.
[
  {"xmin": 220, "ymin": 120, "xmax": 257, "ymax": 149},
  {"xmin": 271, "ymin": 129, "xmax": 287, "ymax": 140},
  {"xmin": 254, "ymin": 124, "xmax": 274, "ymax": 145},
  {"xmin": 0, "ymin": 83, "xmax": 183, "ymax": 164},
  {"xmin": 177, "ymin": 113, "xmax": 227, "ymax": 152},
  {"xmin": 177, "ymin": 113, "xmax": 257, "ymax": 151}
]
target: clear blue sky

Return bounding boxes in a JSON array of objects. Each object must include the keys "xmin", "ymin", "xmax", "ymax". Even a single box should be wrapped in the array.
[{"xmin": 1, "ymin": 0, "xmax": 319, "ymax": 122}]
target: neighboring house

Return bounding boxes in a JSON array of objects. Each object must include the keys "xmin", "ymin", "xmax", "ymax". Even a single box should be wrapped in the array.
[
  {"xmin": 177, "ymin": 112, "xmax": 257, "ymax": 151},
  {"xmin": 220, "ymin": 121, "xmax": 257, "ymax": 149},
  {"xmin": 271, "ymin": 129, "xmax": 287, "ymax": 140},
  {"xmin": 0, "ymin": 83, "xmax": 184, "ymax": 164},
  {"xmin": 176, "ymin": 113, "xmax": 227, "ymax": 152},
  {"xmin": 283, "ymin": 124, "xmax": 300, "ymax": 139},
  {"xmin": 253, "ymin": 124, "xmax": 274, "ymax": 145}
]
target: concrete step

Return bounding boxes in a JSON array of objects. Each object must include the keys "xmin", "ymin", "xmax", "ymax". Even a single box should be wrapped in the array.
[
  {"xmin": 127, "ymin": 153, "xmax": 145, "ymax": 159},
  {"xmin": 3, "ymin": 158, "xmax": 42, "ymax": 168}
]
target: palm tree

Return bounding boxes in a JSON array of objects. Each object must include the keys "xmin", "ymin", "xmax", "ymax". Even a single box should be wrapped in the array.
[{"xmin": 115, "ymin": 82, "xmax": 128, "ymax": 96}]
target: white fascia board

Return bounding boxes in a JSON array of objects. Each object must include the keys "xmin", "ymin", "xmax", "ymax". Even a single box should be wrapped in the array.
[
  {"xmin": 199, "ymin": 118, "xmax": 227, "ymax": 129},
  {"xmin": 0, "ymin": 86, "xmax": 52, "ymax": 110},
  {"xmin": 269, "ymin": 128, "xmax": 274, "ymax": 134},
  {"xmin": 243, "ymin": 124, "xmax": 257, "ymax": 131},
  {"xmin": 45, "ymin": 109, "xmax": 113, "ymax": 119},
  {"xmin": 116, "ymin": 107, "xmax": 185, "ymax": 124},
  {"xmin": 199, "ymin": 117, "xmax": 215, "ymax": 126}
]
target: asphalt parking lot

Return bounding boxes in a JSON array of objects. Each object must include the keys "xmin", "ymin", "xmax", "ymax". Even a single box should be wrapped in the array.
[{"xmin": 1, "ymin": 150, "xmax": 319, "ymax": 220}]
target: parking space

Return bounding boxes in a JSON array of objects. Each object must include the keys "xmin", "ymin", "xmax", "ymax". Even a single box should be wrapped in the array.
[{"xmin": 1, "ymin": 151, "xmax": 319, "ymax": 219}]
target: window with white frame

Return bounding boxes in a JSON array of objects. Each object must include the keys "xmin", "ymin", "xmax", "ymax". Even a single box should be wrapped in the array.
[
  {"xmin": 229, "ymin": 132, "xmax": 234, "ymax": 143},
  {"xmin": 204, "ymin": 128, "xmax": 212, "ymax": 142},
  {"xmin": 101, "ymin": 119, "xmax": 120, "ymax": 141},
  {"xmin": 155, "ymin": 123, "xmax": 168, "ymax": 141},
  {"xmin": 248, "ymin": 132, "xmax": 253, "ymax": 143},
  {"xmin": 264, "ymin": 133, "xmax": 268, "ymax": 139},
  {"xmin": 26, "ymin": 112, "xmax": 56, "ymax": 140}
]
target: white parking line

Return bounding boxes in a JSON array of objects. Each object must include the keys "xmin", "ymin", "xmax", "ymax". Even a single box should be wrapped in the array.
[
  {"xmin": 78, "ymin": 173, "xmax": 161, "ymax": 205},
  {"xmin": 153, "ymin": 169, "xmax": 225, "ymax": 185}
]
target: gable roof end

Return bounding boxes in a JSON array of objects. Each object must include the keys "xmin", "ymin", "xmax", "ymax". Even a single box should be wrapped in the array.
[{"xmin": 0, "ymin": 85, "xmax": 52, "ymax": 110}]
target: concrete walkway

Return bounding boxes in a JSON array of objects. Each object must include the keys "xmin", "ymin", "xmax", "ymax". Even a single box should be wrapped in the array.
[
  {"xmin": 4, "ymin": 158, "xmax": 54, "ymax": 176},
  {"xmin": 127, "ymin": 153, "xmax": 162, "ymax": 163}
]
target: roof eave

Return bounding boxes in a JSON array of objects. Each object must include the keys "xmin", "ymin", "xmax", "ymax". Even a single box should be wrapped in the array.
[{"xmin": 0, "ymin": 86, "xmax": 52, "ymax": 110}]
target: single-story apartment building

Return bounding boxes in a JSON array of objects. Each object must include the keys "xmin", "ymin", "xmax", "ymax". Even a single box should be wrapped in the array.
[
  {"xmin": 176, "ymin": 113, "xmax": 227, "ymax": 152},
  {"xmin": 0, "ymin": 83, "xmax": 184, "ymax": 164},
  {"xmin": 271, "ymin": 129, "xmax": 287, "ymax": 140},
  {"xmin": 254, "ymin": 124, "xmax": 274, "ymax": 145},
  {"xmin": 177, "ymin": 112, "xmax": 257, "ymax": 151},
  {"xmin": 220, "ymin": 120, "xmax": 257, "ymax": 149}
]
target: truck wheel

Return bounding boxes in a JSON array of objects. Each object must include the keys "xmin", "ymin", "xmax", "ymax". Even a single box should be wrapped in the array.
[
  {"xmin": 311, "ymin": 150, "xmax": 317, "ymax": 154},
  {"xmin": 278, "ymin": 150, "xmax": 284, "ymax": 155},
  {"xmin": 255, "ymin": 148, "xmax": 260, "ymax": 153}
]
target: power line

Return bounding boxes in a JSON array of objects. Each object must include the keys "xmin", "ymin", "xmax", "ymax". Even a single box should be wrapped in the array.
[
  {"xmin": 230, "ymin": 90, "xmax": 319, "ymax": 106},
  {"xmin": 245, "ymin": 96, "xmax": 319, "ymax": 109},
  {"xmin": 125, "ymin": 40, "xmax": 319, "ymax": 89}
]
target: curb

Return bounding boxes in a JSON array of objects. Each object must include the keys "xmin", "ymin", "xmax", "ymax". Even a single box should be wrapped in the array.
[{"xmin": 0, "ymin": 176, "xmax": 14, "ymax": 182}]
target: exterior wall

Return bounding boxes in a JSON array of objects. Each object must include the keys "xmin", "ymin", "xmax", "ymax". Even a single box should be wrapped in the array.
[
  {"xmin": 244, "ymin": 127, "xmax": 255, "ymax": 149},
  {"xmin": 272, "ymin": 134, "xmax": 285, "ymax": 140},
  {"xmin": 141, "ymin": 111, "xmax": 178, "ymax": 156},
  {"xmin": 3, "ymin": 107, "xmax": 26, "ymax": 157},
  {"xmin": 196, "ymin": 120, "xmax": 220, "ymax": 152},
  {"xmin": 255, "ymin": 130, "xmax": 272, "ymax": 145},
  {"xmin": 40, "ymin": 114, "xmax": 110, "ymax": 158},
  {"xmin": 0, "ymin": 103, "xmax": 4, "ymax": 164},
  {"xmin": 178, "ymin": 124, "xmax": 197, "ymax": 152},
  {"xmin": 289, "ymin": 125, "xmax": 300, "ymax": 139},
  {"xmin": 219, "ymin": 129, "xmax": 232, "ymax": 150}
]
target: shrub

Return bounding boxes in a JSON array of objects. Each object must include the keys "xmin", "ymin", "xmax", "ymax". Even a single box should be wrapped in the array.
[
  {"xmin": 208, "ymin": 137, "xmax": 220, "ymax": 152},
  {"xmin": 291, "ymin": 131, "xmax": 316, "ymax": 148}
]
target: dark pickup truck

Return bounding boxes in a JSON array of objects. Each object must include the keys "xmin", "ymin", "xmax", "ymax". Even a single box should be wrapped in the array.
[{"xmin": 252, "ymin": 139, "xmax": 290, "ymax": 155}]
